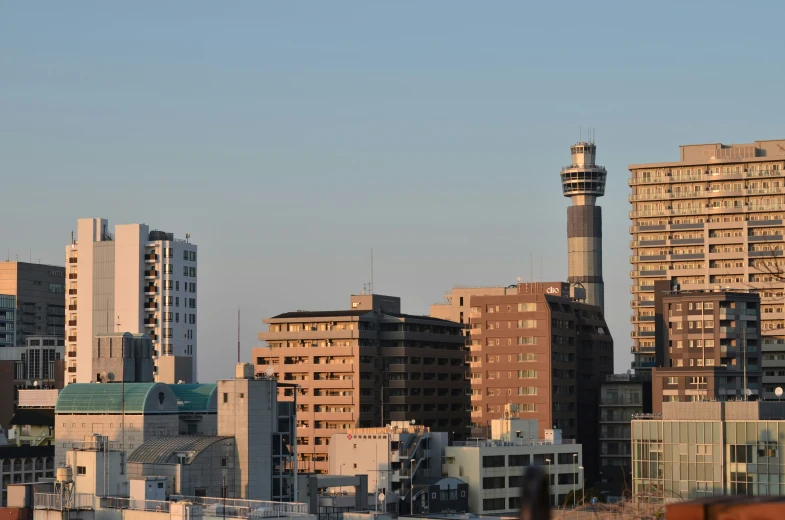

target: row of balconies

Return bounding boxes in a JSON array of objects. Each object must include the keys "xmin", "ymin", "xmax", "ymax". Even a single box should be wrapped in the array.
[
  {"xmin": 630, "ymin": 186, "xmax": 785, "ymax": 202},
  {"xmin": 630, "ymin": 204, "xmax": 785, "ymax": 218},
  {"xmin": 630, "ymin": 219, "xmax": 784, "ymax": 234},
  {"xmin": 632, "ymin": 235, "xmax": 784, "ymax": 248},
  {"xmin": 629, "ymin": 170, "xmax": 782, "ymax": 186}
]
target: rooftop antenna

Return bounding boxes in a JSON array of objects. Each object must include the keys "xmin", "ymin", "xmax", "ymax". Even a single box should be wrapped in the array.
[
  {"xmin": 530, "ymin": 251, "xmax": 533, "ymax": 281},
  {"xmin": 237, "ymin": 308, "xmax": 241, "ymax": 364},
  {"xmin": 371, "ymin": 248, "xmax": 374, "ymax": 295}
]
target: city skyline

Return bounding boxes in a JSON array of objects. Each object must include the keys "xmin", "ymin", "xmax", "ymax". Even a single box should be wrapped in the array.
[{"xmin": 4, "ymin": 2, "xmax": 785, "ymax": 381}]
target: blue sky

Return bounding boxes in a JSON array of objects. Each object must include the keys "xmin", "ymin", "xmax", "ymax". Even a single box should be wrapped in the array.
[{"xmin": 3, "ymin": 1, "xmax": 785, "ymax": 380}]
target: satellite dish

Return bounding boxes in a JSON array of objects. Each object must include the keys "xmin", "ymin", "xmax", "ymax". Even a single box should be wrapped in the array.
[
  {"xmin": 776, "ymin": 387, "xmax": 783, "ymax": 397},
  {"xmin": 264, "ymin": 366, "xmax": 274, "ymax": 377},
  {"xmin": 410, "ymin": 419, "xmax": 416, "ymax": 425},
  {"xmin": 746, "ymin": 389, "xmax": 753, "ymax": 396},
  {"xmin": 107, "ymin": 372, "xmax": 116, "ymax": 382},
  {"xmin": 378, "ymin": 493, "xmax": 385, "ymax": 503},
  {"xmin": 516, "ymin": 276, "xmax": 521, "ymax": 282},
  {"xmin": 33, "ymin": 380, "xmax": 39, "ymax": 388}
]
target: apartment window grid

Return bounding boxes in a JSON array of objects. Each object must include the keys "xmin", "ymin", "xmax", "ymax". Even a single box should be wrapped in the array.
[{"xmin": 629, "ymin": 159, "xmax": 785, "ymax": 374}]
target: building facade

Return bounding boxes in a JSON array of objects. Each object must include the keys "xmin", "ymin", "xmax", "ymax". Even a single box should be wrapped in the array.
[
  {"xmin": 465, "ymin": 281, "xmax": 613, "ymax": 484},
  {"xmin": 0, "ymin": 335, "xmax": 64, "ymax": 434},
  {"xmin": 632, "ymin": 401, "xmax": 785, "ymax": 501},
  {"xmin": 0, "ymin": 295, "xmax": 15, "ymax": 348},
  {"xmin": 650, "ymin": 289, "xmax": 762, "ymax": 413},
  {"xmin": 598, "ymin": 373, "xmax": 651, "ymax": 501},
  {"xmin": 628, "ymin": 140, "xmax": 785, "ymax": 398},
  {"xmin": 560, "ymin": 140, "xmax": 607, "ymax": 310},
  {"xmin": 254, "ymin": 293, "xmax": 470, "ymax": 473},
  {"xmin": 327, "ymin": 422, "xmax": 448, "ymax": 513},
  {"xmin": 65, "ymin": 218, "xmax": 198, "ymax": 384},
  {"xmin": 443, "ymin": 419, "xmax": 583, "ymax": 513},
  {"xmin": 0, "ymin": 445, "xmax": 55, "ymax": 506},
  {"xmin": 0, "ymin": 262, "xmax": 65, "ymax": 346}
]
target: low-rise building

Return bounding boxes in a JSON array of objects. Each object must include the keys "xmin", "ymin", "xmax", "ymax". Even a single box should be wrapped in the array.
[
  {"xmin": 327, "ymin": 421, "xmax": 450, "ymax": 514},
  {"xmin": 442, "ymin": 418, "xmax": 583, "ymax": 514},
  {"xmin": 0, "ymin": 335, "xmax": 64, "ymax": 433},
  {"xmin": 632, "ymin": 401, "xmax": 785, "ymax": 502},
  {"xmin": 0, "ymin": 445, "xmax": 55, "ymax": 506}
]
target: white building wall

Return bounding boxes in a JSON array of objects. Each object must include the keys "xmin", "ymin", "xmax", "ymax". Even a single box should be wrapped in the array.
[
  {"xmin": 114, "ymin": 225, "xmax": 146, "ymax": 336},
  {"xmin": 67, "ymin": 219, "xmax": 198, "ymax": 384},
  {"xmin": 444, "ymin": 443, "xmax": 583, "ymax": 514}
]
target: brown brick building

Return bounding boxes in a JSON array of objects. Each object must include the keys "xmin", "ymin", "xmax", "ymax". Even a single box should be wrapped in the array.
[
  {"xmin": 253, "ymin": 293, "xmax": 470, "ymax": 473},
  {"xmin": 651, "ymin": 288, "xmax": 762, "ymax": 413},
  {"xmin": 466, "ymin": 281, "xmax": 613, "ymax": 483}
]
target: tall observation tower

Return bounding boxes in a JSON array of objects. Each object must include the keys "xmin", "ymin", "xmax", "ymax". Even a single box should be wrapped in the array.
[{"xmin": 560, "ymin": 140, "xmax": 606, "ymax": 310}]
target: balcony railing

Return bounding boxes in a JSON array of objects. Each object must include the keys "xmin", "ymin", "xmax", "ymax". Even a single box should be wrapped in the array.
[{"xmin": 35, "ymin": 493, "xmax": 94, "ymax": 511}]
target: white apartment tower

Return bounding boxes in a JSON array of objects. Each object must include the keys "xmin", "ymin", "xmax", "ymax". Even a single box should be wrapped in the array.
[{"xmin": 65, "ymin": 218, "xmax": 198, "ymax": 384}]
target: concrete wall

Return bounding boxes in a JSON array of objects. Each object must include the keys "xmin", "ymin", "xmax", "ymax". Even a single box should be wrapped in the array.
[
  {"xmin": 218, "ymin": 378, "xmax": 276, "ymax": 500},
  {"xmin": 55, "ymin": 414, "xmax": 178, "ymax": 468}
]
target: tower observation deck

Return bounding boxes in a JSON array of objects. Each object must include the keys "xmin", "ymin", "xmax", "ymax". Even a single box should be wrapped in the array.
[{"xmin": 560, "ymin": 141, "xmax": 606, "ymax": 310}]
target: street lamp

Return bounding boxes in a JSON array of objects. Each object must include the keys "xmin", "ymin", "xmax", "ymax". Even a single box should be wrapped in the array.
[{"xmin": 410, "ymin": 458, "xmax": 416, "ymax": 514}]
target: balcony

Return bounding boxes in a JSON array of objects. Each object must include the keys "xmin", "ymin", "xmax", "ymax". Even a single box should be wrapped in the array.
[
  {"xmin": 144, "ymin": 318, "xmax": 158, "ymax": 326},
  {"xmin": 671, "ymin": 238, "xmax": 704, "ymax": 245},
  {"xmin": 144, "ymin": 270, "xmax": 158, "ymax": 279},
  {"xmin": 749, "ymin": 235, "xmax": 784, "ymax": 242},
  {"xmin": 67, "ymin": 289, "xmax": 76, "ymax": 295},
  {"xmin": 144, "ymin": 254, "xmax": 158, "ymax": 262},
  {"xmin": 67, "ymin": 366, "xmax": 76, "ymax": 373},
  {"xmin": 749, "ymin": 250, "xmax": 784, "ymax": 257},
  {"xmin": 68, "ymin": 258, "xmax": 77, "ymax": 264},
  {"xmin": 68, "ymin": 320, "xmax": 77, "ymax": 326},
  {"xmin": 633, "ymin": 270, "xmax": 667, "ymax": 277},
  {"xmin": 68, "ymin": 273, "xmax": 77, "ymax": 279},
  {"xmin": 144, "ymin": 303, "xmax": 158, "ymax": 311},
  {"xmin": 67, "ymin": 336, "xmax": 76, "ymax": 342},
  {"xmin": 67, "ymin": 351, "xmax": 76, "ymax": 358},
  {"xmin": 144, "ymin": 285, "xmax": 158, "ymax": 295},
  {"xmin": 68, "ymin": 305, "xmax": 77, "ymax": 311}
]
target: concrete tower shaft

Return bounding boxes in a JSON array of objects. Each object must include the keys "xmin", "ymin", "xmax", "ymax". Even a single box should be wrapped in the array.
[{"xmin": 560, "ymin": 141, "xmax": 606, "ymax": 310}]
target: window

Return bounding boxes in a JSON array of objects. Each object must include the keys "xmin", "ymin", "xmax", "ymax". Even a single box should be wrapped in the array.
[
  {"xmin": 164, "ymin": 264, "xmax": 174, "ymax": 274},
  {"xmin": 483, "ymin": 498, "xmax": 506, "ymax": 511},
  {"xmin": 183, "ymin": 266, "xmax": 189, "ymax": 276},
  {"xmin": 518, "ymin": 303, "xmax": 537, "ymax": 312},
  {"xmin": 184, "ymin": 250, "xmax": 190, "ymax": 260},
  {"xmin": 223, "ymin": 393, "xmax": 228, "ymax": 403},
  {"xmin": 482, "ymin": 476, "xmax": 506, "ymax": 489},
  {"xmin": 482, "ymin": 455, "xmax": 505, "ymax": 468},
  {"xmin": 77, "ymin": 466, "xmax": 86, "ymax": 475}
]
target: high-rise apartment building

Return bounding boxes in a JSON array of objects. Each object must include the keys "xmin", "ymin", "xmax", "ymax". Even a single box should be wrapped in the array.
[
  {"xmin": 0, "ymin": 262, "xmax": 65, "ymax": 345},
  {"xmin": 65, "ymin": 218, "xmax": 198, "ymax": 384},
  {"xmin": 629, "ymin": 140, "xmax": 785, "ymax": 398},
  {"xmin": 253, "ymin": 293, "xmax": 470, "ymax": 473},
  {"xmin": 466, "ymin": 281, "xmax": 613, "ymax": 484},
  {"xmin": 560, "ymin": 141, "xmax": 607, "ymax": 309}
]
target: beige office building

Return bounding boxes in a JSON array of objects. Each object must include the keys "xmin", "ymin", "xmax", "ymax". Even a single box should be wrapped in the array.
[{"xmin": 629, "ymin": 139, "xmax": 785, "ymax": 398}]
